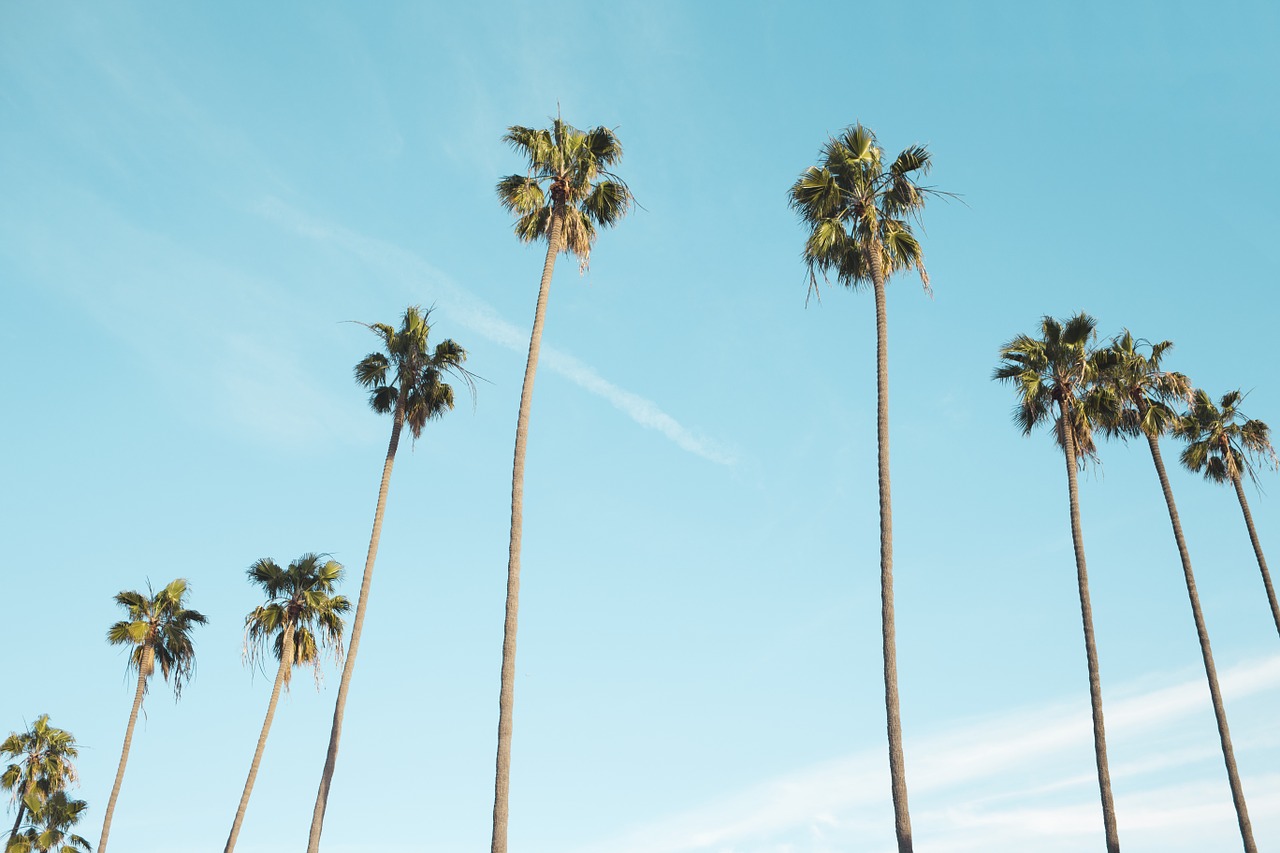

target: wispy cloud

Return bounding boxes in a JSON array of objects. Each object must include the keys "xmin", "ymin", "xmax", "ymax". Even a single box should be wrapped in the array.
[
  {"xmin": 571, "ymin": 655, "xmax": 1280, "ymax": 853},
  {"xmin": 258, "ymin": 196, "xmax": 737, "ymax": 465}
]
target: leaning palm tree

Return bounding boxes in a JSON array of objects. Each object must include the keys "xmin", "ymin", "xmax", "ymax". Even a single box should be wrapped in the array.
[
  {"xmin": 226, "ymin": 555, "xmax": 349, "ymax": 852},
  {"xmin": 99, "ymin": 579, "xmax": 206, "ymax": 853},
  {"xmin": 1175, "ymin": 389, "xmax": 1280, "ymax": 636},
  {"xmin": 788, "ymin": 123, "xmax": 935, "ymax": 852},
  {"xmin": 994, "ymin": 313, "xmax": 1120, "ymax": 853},
  {"xmin": 2, "ymin": 716, "xmax": 78, "ymax": 846},
  {"xmin": 7, "ymin": 791, "xmax": 91, "ymax": 853},
  {"xmin": 1095, "ymin": 332, "xmax": 1256, "ymax": 851},
  {"xmin": 307, "ymin": 306, "xmax": 473, "ymax": 852},
  {"xmin": 491, "ymin": 114, "xmax": 632, "ymax": 853}
]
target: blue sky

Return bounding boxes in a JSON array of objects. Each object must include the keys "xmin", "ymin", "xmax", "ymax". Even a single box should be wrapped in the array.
[{"xmin": 3, "ymin": 1, "xmax": 1279, "ymax": 850}]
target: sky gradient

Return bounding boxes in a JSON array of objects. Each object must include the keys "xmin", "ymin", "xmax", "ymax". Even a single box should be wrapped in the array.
[{"xmin": 3, "ymin": 1, "xmax": 1279, "ymax": 850}]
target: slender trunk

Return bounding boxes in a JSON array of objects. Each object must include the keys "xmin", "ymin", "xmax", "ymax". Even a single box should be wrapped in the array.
[
  {"xmin": 9, "ymin": 787, "xmax": 28, "ymax": 841},
  {"xmin": 1061, "ymin": 418, "xmax": 1120, "ymax": 852},
  {"xmin": 491, "ymin": 202, "xmax": 564, "ymax": 853},
  {"xmin": 1232, "ymin": 477, "xmax": 1280, "ymax": 637},
  {"xmin": 226, "ymin": 628, "xmax": 295, "ymax": 852},
  {"xmin": 867, "ymin": 247, "xmax": 912, "ymax": 853},
  {"xmin": 98, "ymin": 646, "xmax": 152, "ymax": 853},
  {"xmin": 1146, "ymin": 435, "xmax": 1255, "ymax": 850},
  {"xmin": 308, "ymin": 403, "xmax": 405, "ymax": 852}
]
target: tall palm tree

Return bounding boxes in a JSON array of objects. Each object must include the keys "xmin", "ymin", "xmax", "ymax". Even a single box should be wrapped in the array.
[
  {"xmin": 226, "ymin": 555, "xmax": 349, "ymax": 853},
  {"xmin": 1095, "ymin": 332, "xmax": 1256, "ymax": 851},
  {"xmin": 2, "ymin": 716, "xmax": 78, "ymax": 845},
  {"xmin": 1175, "ymin": 389, "xmax": 1280, "ymax": 636},
  {"xmin": 99, "ymin": 578, "xmax": 206, "ymax": 853},
  {"xmin": 993, "ymin": 313, "xmax": 1120, "ymax": 853},
  {"xmin": 788, "ymin": 123, "xmax": 934, "ymax": 852},
  {"xmin": 6, "ymin": 791, "xmax": 91, "ymax": 853},
  {"xmin": 491, "ymin": 114, "xmax": 632, "ymax": 853},
  {"xmin": 307, "ymin": 306, "xmax": 473, "ymax": 852}
]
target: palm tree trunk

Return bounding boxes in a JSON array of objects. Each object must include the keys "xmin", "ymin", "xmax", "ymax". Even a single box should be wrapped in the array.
[
  {"xmin": 9, "ymin": 785, "xmax": 29, "ymax": 841},
  {"xmin": 98, "ymin": 646, "xmax": 152, "ymax": 853},
  {"xmin": 308, "ymin": 403, "xmax": 405, "ymax": 852},
  {"xmin": 491, "ymin": 202, "xmax": 564, "ymax": 853},
  {"xmin": 1061, "ymin": 419, "xmax": 1120, "ymax": 852},
  {"xmin": 226, "ymin": 628, "xmax": 294, "ymax": 853},
  {"xmin": 1146, "ymin": 435, "xmax": 1255, "ymax": 851},
  {"xmin": 1231, "ymin": 477, "xmax": 1280, "ymax": 636},
  {"xmin": 867, "ymin": 249, "xmax": 912, "ymax": 853}
]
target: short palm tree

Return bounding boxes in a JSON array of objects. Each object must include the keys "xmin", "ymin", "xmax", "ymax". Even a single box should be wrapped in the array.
[
  {"xmin": 788, "ymin": 123, "xmax": 934, "ymax": 853},
  {"xmin": 994, "ymin": 313, "xmax": 1120, "ymax": 852},
  {"xmin": 226, "ymin": 555, "xmax": 349, "ymax": 853},
  {"xmin": 491, "ymin": 115, "xmax": 632, "ymax": 853},
  {"xmin": 99, "ymin": 578, "xmax": 206, "ymax": 853},
  {"xmin": 1175, "ymin": 389, "xmax": 1280, "ymax": 636},
  {"xmin": 6, "ymin": 791, "xmax": 91, "ymax": 853},
  {"xmin": 2, "ymin": 716, "xmax": 78, "ymax": 845},
  {"xmin": 1095, "ymin": 332, "xmax": 1255, "ymax": 851},
  {"xmin": 307, "ymin": 306, "xmax": 473, "ymax": 852}
]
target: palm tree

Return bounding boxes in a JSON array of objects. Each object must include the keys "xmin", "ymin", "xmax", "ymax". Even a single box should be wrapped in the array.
[
  {"xmin": 99, "ymin": 579, "xmax": 206, "ymax": 853},
  {"xmin": 788, "ymin": 123, "xmax": 934, "ymax": 852},
  {"xmin": 993, "ymin": 313, "xmax": 1120, "ymax": 852},
  {"xmin": 2, "ymin": 716, "xmax": 78, "ymax": 846},
  {"xmin": 1175, "ymin": 389, "xmax": 1280, "ymax": 636},
  {"xmin": 1095, "ymin": 332, "xmax": 1256, "ymax": 851},
  {"xmin": 226, "ymin": 555, "xmax": 349, "ymax": 853},
  {"xmin": 307, "ymin": 306, "xmax": 473, "ymax": 852},
  {"xmin": 6, "ymin": 791, "xmax": 91, "ymax": 853},
  {"xmin": 491, "ymin": 114, "xmax": 632, "ymax": 853}
]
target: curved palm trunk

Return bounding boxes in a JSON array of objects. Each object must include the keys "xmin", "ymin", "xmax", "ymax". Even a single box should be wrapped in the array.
[
  {"xmin": 1231, "ymin": 477, "xmax": 1280, "ymax": 637},
  {"xmin": 226, "ymin": 628, "xmax": 294, "ymax": 852},
  {"xmin": 1061, "ymin": 420, "xmax": 1120, "ymax": 852},
  {"xmin": 308, "ymin": 403, "xmax": 405, "ymax": 852},
  {"xmin": 99, "ymin": 646, "xmax": 152, "ymax": 853},
  {"xmin": 1146, "ymin": 435, "xmax": 1255, "ymax": 850},
  {"xmin": 868, "ymin": 251, "xmax": 912, "ymax": 852},
  {"xmin": 491, "ymin": 202, "xmax": 564, "ymax": 853},
  {"xmin": 9, "ymin": 778, "xmax": 32, "ymax": 842}
]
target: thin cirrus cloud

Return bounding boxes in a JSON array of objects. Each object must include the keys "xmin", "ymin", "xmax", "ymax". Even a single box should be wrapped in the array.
[
  {"xmin": 257, "ymin": 195, "xmax": 737, "ymax": 466},
  {"xmin": 571, "ymin": 655, "xmax": 1280, "ymax": 853}
]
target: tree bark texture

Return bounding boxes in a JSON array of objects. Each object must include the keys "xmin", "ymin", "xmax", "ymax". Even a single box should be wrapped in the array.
[
  {"xmin": 1232, "ymin": 477, "xmax": 1280, "ymax": 637},
  {"xmin": 1146, "ymin": 435, "xmax": 1255, "ymax": 851},
  {"xmin": 226, "ymin": 627, "xmax": 295, "ymax": 852},
  {"xmin": 307, "ymin": 404, "xmax": 404, "ymax": 852},
  {"xmin": 98, "ymin": 646, "xmax": 152, "ymax": 853},
  {"xmin": 491, "ymin": 203, "xmax": 564, "ymax": 853},
  {"xmin": 1061, "ymin": 419, "xmax": 1120, "ymax": 852}
]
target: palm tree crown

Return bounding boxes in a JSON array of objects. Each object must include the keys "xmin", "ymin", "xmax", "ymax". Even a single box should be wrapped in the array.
[
  {"xmin": 354, "ymin": 306, "xmax": 475, "ymax": 438},
  {"xmin": 106, "ymin": 579, "xmax": 207, "ymax": 699},
  {"xmin": 496, "ymin": 117, "xmax": 633, "ymax": 270},
  {"xmin": 7, "ymin": 791, "xmax": 91, "ymax": 853},
  {"xmin": 994, "ymin": 313, "xmax": 1104, "ymax": 460},
  {"xmin": 789, "ymin": 123, "xmax": 931, "ymax": 298},
  {"xmin": 2, "ymin": 716, "xmax": 78, "ymax": 845},
  {"xmin": 244, "ymin": 554, "xmax": 350, "ymax": 688},
  {"xmin": 1175, "ymin": 390, "xmax": 1278, "ymax": 485},
  {"xmin": 1094, "ymin": 330, "xmax": 1191, "ymax": 440}
]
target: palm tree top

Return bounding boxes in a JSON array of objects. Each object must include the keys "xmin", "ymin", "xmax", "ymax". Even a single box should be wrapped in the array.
[
  {"xmin": 993, "ymin": 312, "xmax": 1104, "ymax": 460},
  {"xmin": 106, "ymin": 578, "xmax": 207, "ymax": 700},
  {"xmin": 353, "ymin": 305, "xmax": 476, "ymax": 441},
  {"xmin": 244, "ymin": 553, "xmax": 351, "ymax": 688},
  {"xmin": 1175, "ymin": 389, "xmax": 1278, "ymax": 485},
  {"xmin": 496, "ymin": 115, "xmax": 633, "ymax": 270},
  {"xmin": 789, "ymin": 122, "xmax": 938, "ymax": 298},
  {"xmin": 1093, "ymin": 329, "xmax": 1192, "ymax": 441},
  {"xmin": 2, "ymin": 715, "xmax": 79, "ymax": 809}
]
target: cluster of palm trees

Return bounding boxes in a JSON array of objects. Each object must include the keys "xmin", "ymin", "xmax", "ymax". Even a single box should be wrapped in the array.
[{"xmin": 6, "ymin": 115, "xmax": 1277, "ymax": 852}]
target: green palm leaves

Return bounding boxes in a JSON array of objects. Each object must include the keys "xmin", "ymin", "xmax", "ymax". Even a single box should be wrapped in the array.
[
  {"xmin": 1176, "ymin": 390, "xmax": 1278, "ymax": 486},
  {"xmin": 2, "ymin": 716, "xmax": 79, "ymax": 848},
  {"xmin": 244, "ymin": 554, "xmax": 350, "ymax": 687},
  {"xmin": 6, "ymin": 791, "xmax": 91, "ymax": 853},
  {"xmin": 1094, "ymin": 331, "xmax": 1190, "ymax": 442},
  {"xmin": 105, "ymin": 579, "xmax": 207, "ymax": 700},
  {"xmin": 496, "ymin": 118, "xmax": 632, "ymax": 270},
  {"xmin": 353, "ymin": 306, "xmax": 475, "ymax": 439},
  {"xmin": 789, "ymin": 124, "xmax": 931, "ymax": 297}
]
